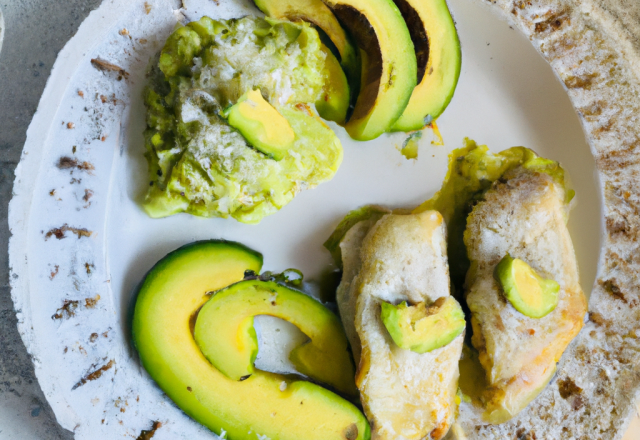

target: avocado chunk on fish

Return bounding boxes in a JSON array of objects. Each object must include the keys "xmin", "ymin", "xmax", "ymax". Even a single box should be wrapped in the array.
[
  {"xmin": 380, "ymin": 296, "xmax": 465, "ymax": 354},
  {"xmin": 494, "ymin": 254, "xmax": 560, "ymax": 319}
]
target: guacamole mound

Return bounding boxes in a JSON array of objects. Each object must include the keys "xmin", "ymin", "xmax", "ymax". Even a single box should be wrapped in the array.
[{"xmin": 143, "ymin": 16, "xmax": 342, "ymax": 223}]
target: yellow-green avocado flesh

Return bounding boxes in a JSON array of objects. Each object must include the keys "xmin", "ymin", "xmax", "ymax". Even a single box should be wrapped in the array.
[
  {"xmin": 324, "ymin": 0, "xmax": 417, "ymax": 140},
  {"xmin": 494, "ymin": 254, "xmax": 560, "ymax": 319},
  {"xmin": 224, "ymin": 89, "xmax": 295, "ymax": 161},
  {"xmin": 194, "ymin": 278, "xmax": 358, "ymax": 397},
  {"xmin": 380, "ymin": 296, "xmax": 465, "ymax": 353},
  {"xmin": 132, "ymin": 241, "xmax": 370, "ymax": 440},
  {"xmin": 390, "ymin": 0, "xmax": 461, "ymax": 131},
  {"xmin": 316, "ymin": 45, "xmax": 351, "ymax": 124}
]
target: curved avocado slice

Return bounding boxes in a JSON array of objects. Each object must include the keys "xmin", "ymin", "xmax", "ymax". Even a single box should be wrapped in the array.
[
  {"xmin": 253, "ymin": 0, "xmax": 360, "ymax": 95},
  {"xmin": 194, "ymin": 278, "xmax": 358, "ymax": 397},
  {"xmin": 224, "ymin": 89, "xmax": 295, "ymax": 161},
  {"xmin": 390, "ymin": 0, "xmax": 461, "ymax": 131},
  {"xmin": 380, "ymin": 296, "xmax": 465, "ymax": 353},
  {"xmin": 494, "ymin": 254, "xmax": 560, "ymax": 319},
  {"xmin": 132, "ymin": 241, "xmax": 370, "ymax": 440},
  {"xmin": 324, "ymin": 0, "xmax": 417, "ymax": 140},
  {"xmin": 316, "ymin": 45, "xmax": 351, "ymax": 123}
]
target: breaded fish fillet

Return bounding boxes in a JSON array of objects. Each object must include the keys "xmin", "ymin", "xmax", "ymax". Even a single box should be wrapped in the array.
[
  {"xmin": 464, "ymin": 167, "xmax": 587, "ymax": 423},
  {"xmin": 337, "ymin": 211, "xmax": 464, "ymax": 440}
]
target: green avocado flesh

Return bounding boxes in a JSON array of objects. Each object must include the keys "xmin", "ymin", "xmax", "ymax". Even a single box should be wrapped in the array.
[
  {"xmin": 324, "ymin": 0, "xmax": 417, "ymax": 140},
  {"xmin": 390, "ymin": 0, "xmax": 461, "ymax": 131},
  {"xmin": 494, "ymin": 254, "xmax": 560, "ymax": 319},
  {"xmin": 224, "ymin": 89, "xmax": 295, "ymax": 161},
  {"xmin": 194, "ymin": 278, "xmax": 358, "ymax": 397},
  {"xmin": 380, "ymin": 296, "xmax": 465, "ymax": 353},
  {"xmin": 132, "ymin": 241, "xmax": 370, "ymax": 440},
  {"xmin": 413, "ymin": 138, "xmax": 572, "ymax": 295},
  {"xmin": 316, "ymin": 45, "xmax": 351, "ymax": 123},
  {"xmin": 143, "ymin": 16, "xmax": 343, "ymax": 224},
  {"xmin": 253, "ymin": 0, "xmax": 360, "ymax": 102}
]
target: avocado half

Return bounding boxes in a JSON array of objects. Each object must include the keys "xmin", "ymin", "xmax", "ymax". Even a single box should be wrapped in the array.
[
  {"xmin": 324, "ymin": 0, "xmax": 417, "ymax": 140},
  {"xmin": 391, "ymin": 0, "xmax": 461, "ymax": 131},
  {"xmin": 132, "ymin": 241, "xmax": 370, "ymax": 440}
]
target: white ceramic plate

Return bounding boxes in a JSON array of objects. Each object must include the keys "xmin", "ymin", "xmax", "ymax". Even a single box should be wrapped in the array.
[{"xmin": 8, "ymin": 0, "xmax": 607, "ymax": 438}]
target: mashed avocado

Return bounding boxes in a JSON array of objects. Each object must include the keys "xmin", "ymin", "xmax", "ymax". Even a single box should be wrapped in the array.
[{"xmin": 143, "ymin": 16, "xmax": 342, "ymax": 223}]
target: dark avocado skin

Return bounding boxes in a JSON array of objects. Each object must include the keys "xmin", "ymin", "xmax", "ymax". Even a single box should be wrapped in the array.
[{"xmin": 132, "ymin": 240, "xmax": 370, "ymax": 440}]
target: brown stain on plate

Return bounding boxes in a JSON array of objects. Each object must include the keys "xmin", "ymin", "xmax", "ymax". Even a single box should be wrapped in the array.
[
  {"xmin": 85, "ymin": 295, "xmax": 101, "ymax": 308},
  {"xmin": 52, "ymin": 300, "xmax": 79, "ymax": 320},
  {"xmin": 91, "ymin": 58, "xmax": 129, "ymax": 80},
  {"xmin": 72, "ymin": 359, "xmax": 115, "ymax": 390},
  {"xmin": 136, "ymin": 421, "xmax": 162, "ymax": 440},
  {"xmin": 57, "ymin": 156, "xmax": 95, "ymax": 173},
  {"xmin": 45, "ymin": 224, "xmax": 93, "ymax": 240}
]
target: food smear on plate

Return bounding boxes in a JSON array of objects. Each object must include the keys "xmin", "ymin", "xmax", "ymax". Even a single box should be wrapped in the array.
[
  {"xmin": 132, "ymin": 240, "xmax": 369, "ymax": 440},
  {"xmin": 335, "ymin": 210, "xmax": 465, "ymax": 440},
  {"xmin": 142, "ymin": 17, "xmax": 343, "ymax": 223}
]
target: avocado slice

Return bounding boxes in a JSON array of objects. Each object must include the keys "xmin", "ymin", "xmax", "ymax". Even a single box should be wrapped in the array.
[
  {"xmin": 132, "ymin": 241, "xmax": 370, "ymax": 440},
  {"xmin": 390, "ymin": 0, "xmax": 461, "ymax": 131},
  {"xmin": 494, "ymin": 254, "xmax": 560, "ymax": 319},
  {"xmin": 380, "ymin": 296, "xmax": 465, "ymax": 353},
  {"xmin": 223, "ymin": 89, "xmax": 295, "ymax": 161},
  {"xmin": 324, "ymin": 0, "xmax": 417, "ymax": 140},
  {"xmin": 316, "ymin": 44, "xmax": 351, "ymax": 123},
  {"xmin": 194, "ymin": 278, "xmax": 358, "ymax": 397},
  {"xmin": 253, "ymin": 0, "xmax": 360, "ymax": 95}
]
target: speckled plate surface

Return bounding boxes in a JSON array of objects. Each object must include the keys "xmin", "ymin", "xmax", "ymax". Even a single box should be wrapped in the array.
[{"xmin": 10, "ymin": 0, "xmax": 631, "ymax": 438}]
